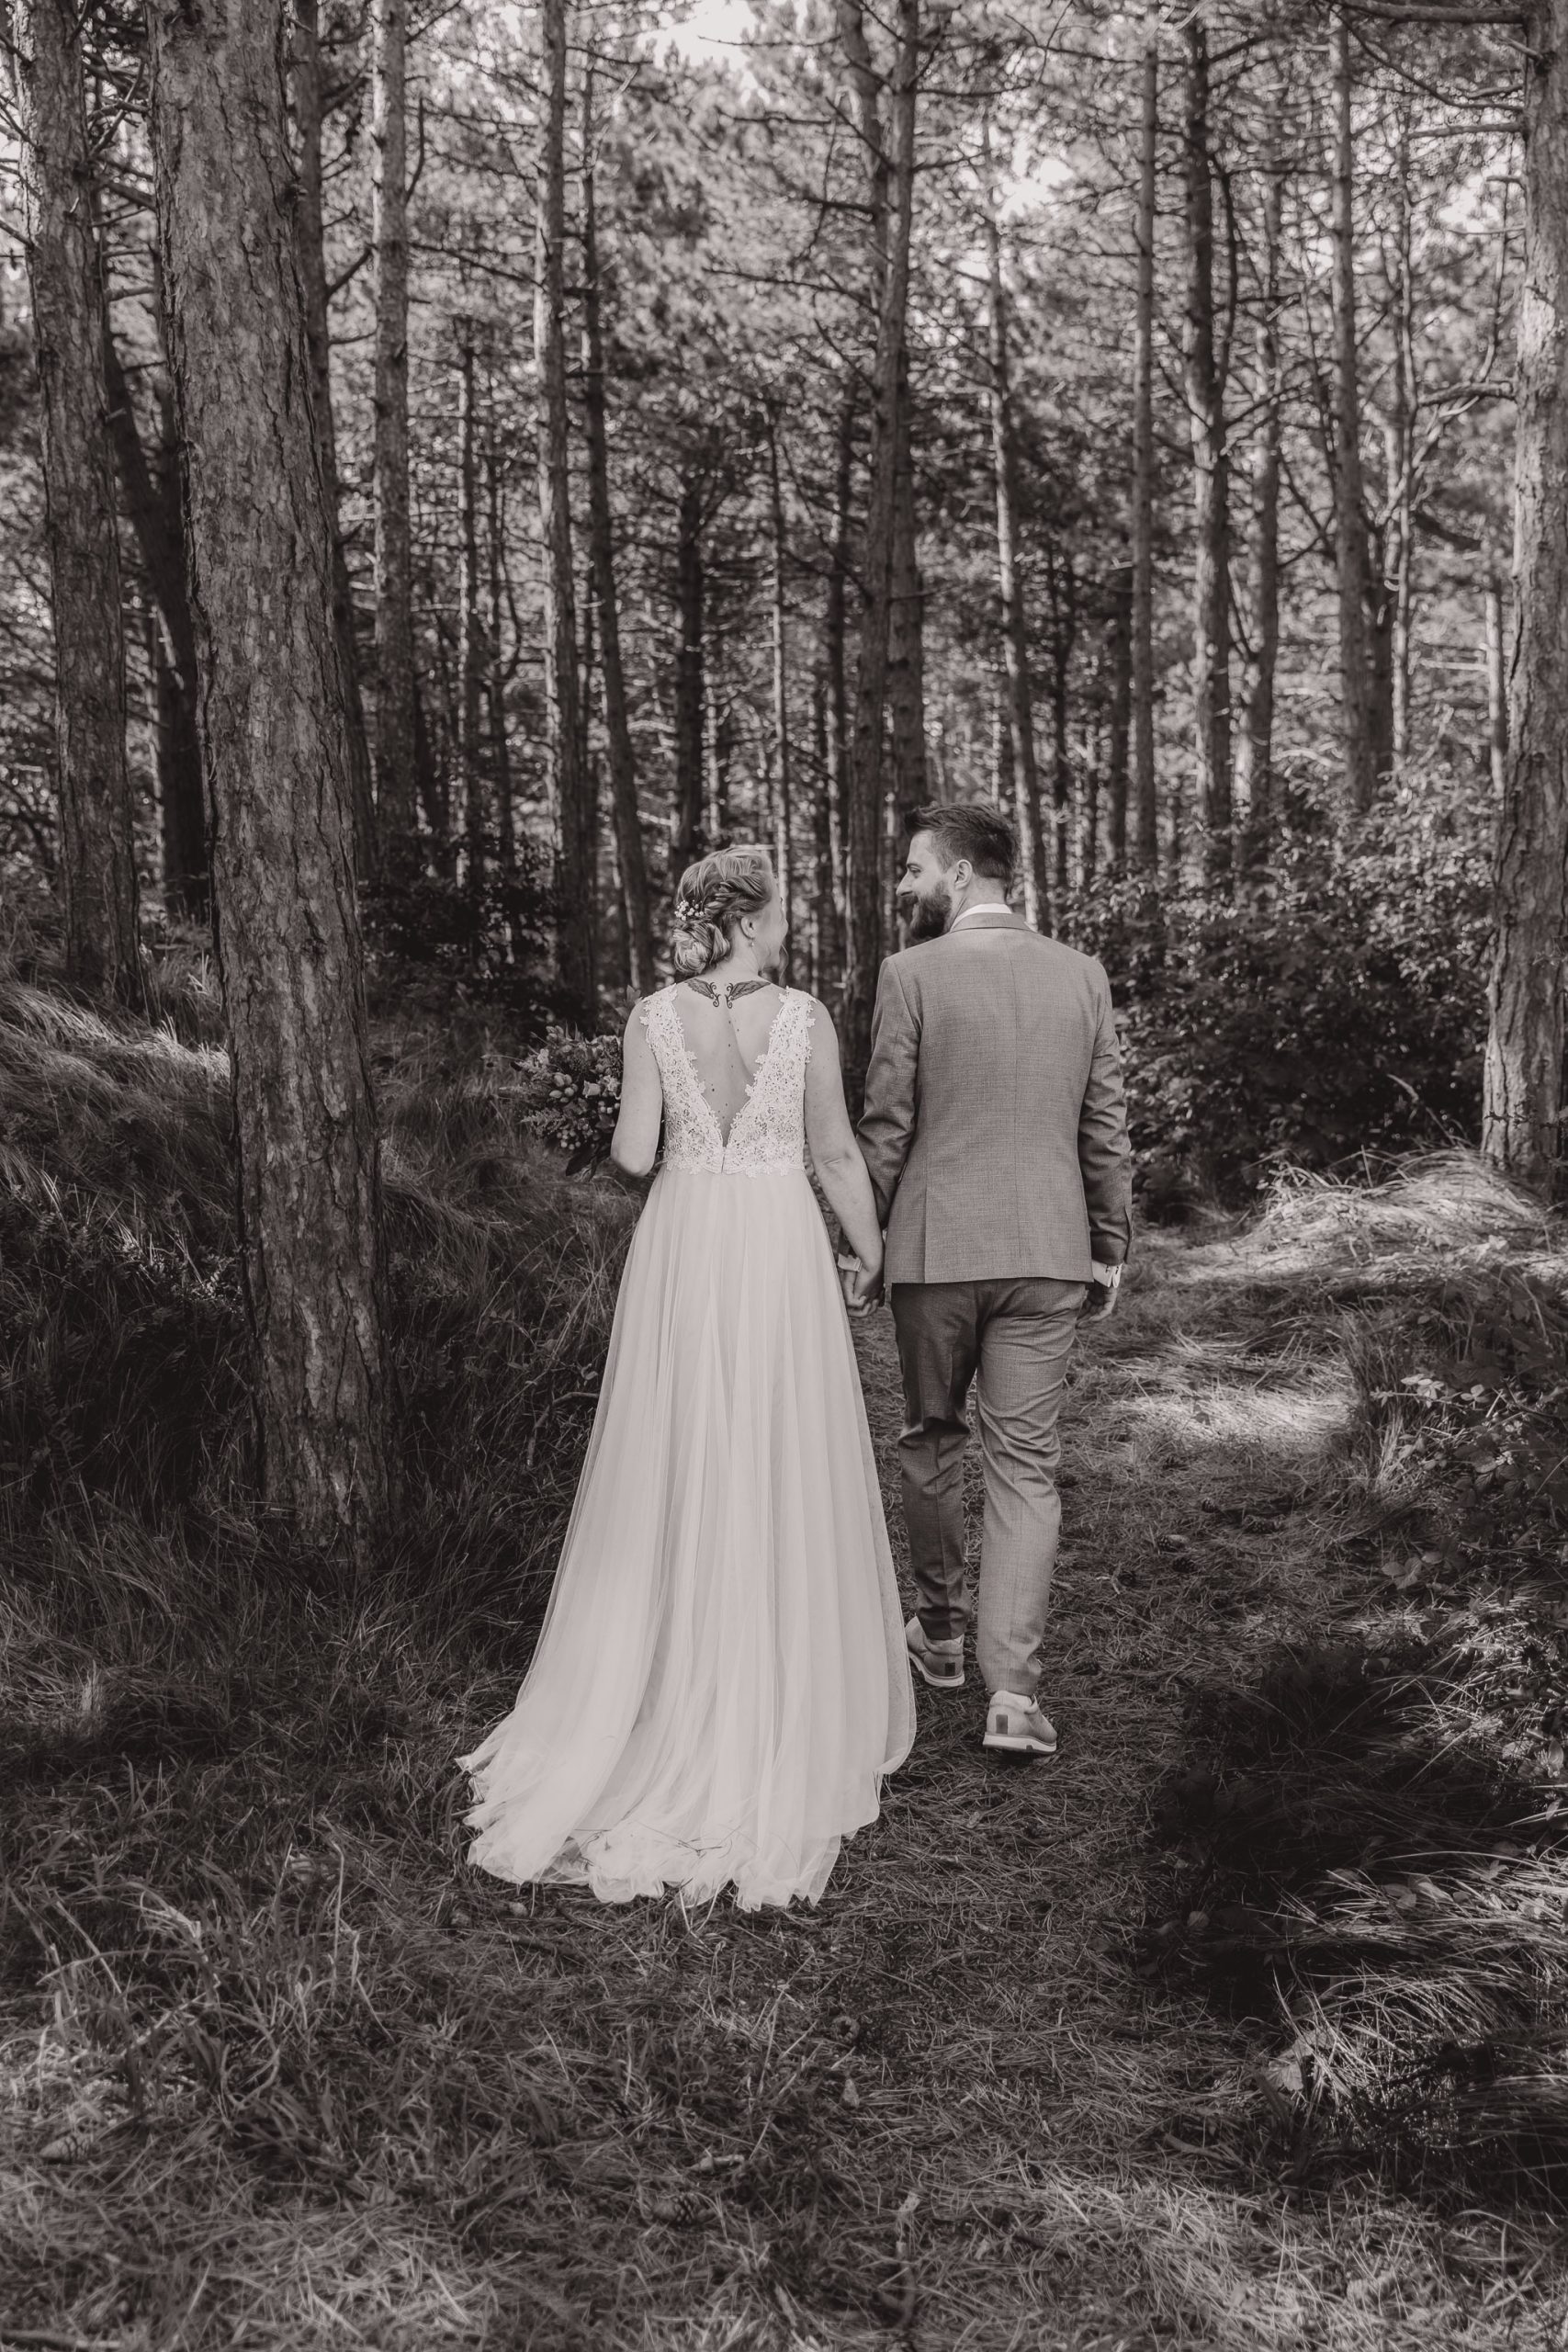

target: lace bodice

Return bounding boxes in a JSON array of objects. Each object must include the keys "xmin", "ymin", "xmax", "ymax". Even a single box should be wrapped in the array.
[{"xmin": 641, "ymin": 985, "xmax": 815, "ymax": 1176}]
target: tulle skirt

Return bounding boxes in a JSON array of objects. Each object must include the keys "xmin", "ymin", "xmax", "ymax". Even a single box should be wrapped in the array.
[{"xmin": 460, "ymin": 1165, "xmax": 917, "ymax": 1909}]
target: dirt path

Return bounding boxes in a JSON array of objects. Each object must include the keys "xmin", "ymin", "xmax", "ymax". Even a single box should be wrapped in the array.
[{"xmin": 8, "ymin": 1208, "xmax": 1562, "ymax": 2352}]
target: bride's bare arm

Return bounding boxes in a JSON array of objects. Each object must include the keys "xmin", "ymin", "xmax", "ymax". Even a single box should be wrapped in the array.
[
  {"xmin": 609, "ymin": 1006, "xmax": 662, "ymax": 1176},
  {"xmin": 803, "ymin": 1004, "xmax": 883, "ymax": 1277}
]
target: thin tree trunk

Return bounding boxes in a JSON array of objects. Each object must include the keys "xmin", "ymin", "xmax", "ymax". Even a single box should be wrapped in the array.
[
  {"xmin": 11, "ymin": 0, "xmax": 142, "ymax": 1001},
  {"xmin": 1389, "ymin": 126, "xmax": 1416, "ymax": 771},
  {"xmin": 1238, "ymin": 124, "xmax": 1282, "ymax": 879},
  {"xmin": 1079, "ymin": 721, "xmax": 1101, "ymax": 890},
  {"xmin": 581, "ymin": 76, "xmax": 654, "ymax": 991},
  {"xmin": 1330, "ymin": 7, "xmax": 1379, "ymax": 813},
  {"xmin": 371, "ymin": 0, "xmax": 416, "ymax": 857},
  {"xmin": 1046, "ymin": 546, "xmax": 1076, "ymax": 904},
  {"xmin": 1182, "ymin": 17, "xmax": 1233, "ymax": 875},
  {"xmin": 536, "ymin": 0, "xmax": 592, "ymax": 1021},
  {"xmin": 887, "ymin": 339, "xmax": 927, "ymax": 820},
  {"xmin": 983, "ymin": 126, "xmax": 1049, "ymax": 931},
  {"xmin": 146, "ymin": 0, "xmax": 387, "ymax": 1549},
  {"xmin": 1484, "ymin": 571, "xmax": 1507, "ymax": 801},
  {"xmin": 811, "ymin": 669, "xmax": 833, "ymax": 995},
  {"xmin": 822, "ymin": 381, "xmax": 854, "ymax": 997},
  {"xmin": 1483, "ymin": 0, "xmax": 1568, "ymax": 1197},
  {"xmin": 839, "ymin": 0, "xmax": 918, "ymax": 1085},
  {"xmin": 293, "ymin": 0, "xmax": 376, "ymax": 878},
  {"xmin": 457, "ymin": 327, "xmax": 485, "ymax": 899},
  {"xmin": 671, "ymin": 470, "xmax": 705, "ymax": 880},
  {"xmin": 1132, "ymin": 34, "xmax": 1159, "ymax": 873},
  {"xmin": 485, "ymin": 436, "xmax": 515, "ymax": 876},
  {"xmin": 767, "ymin": 413, "xmax": 793, "ymax": 968},
  {"xmin": 103, "ymin": 324, "xmax": 207, "ymax": 922},
  {"xmin": 1107, "ymin": 561, "xmax": 1132, "ymax": 871}
]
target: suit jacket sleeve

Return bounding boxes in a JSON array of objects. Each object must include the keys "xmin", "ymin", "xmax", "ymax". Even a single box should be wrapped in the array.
[
  {"xmin": 1079, "ymin": 961, "xmax": 1134, "ymax": 1267},
  {"xmin": 856, "ymin": 958, "xmax": 919, "ymax": 1227}
]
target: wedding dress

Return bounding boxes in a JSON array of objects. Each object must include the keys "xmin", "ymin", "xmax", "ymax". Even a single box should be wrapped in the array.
[{"xmin": 461, "ymin": 982, "xmax": 916, "ymax": 1909}]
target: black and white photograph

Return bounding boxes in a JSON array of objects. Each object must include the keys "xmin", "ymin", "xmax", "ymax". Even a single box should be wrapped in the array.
[{"xmin": 2, "ymin": 0, "xmax": 1567, "ymax": 2342}]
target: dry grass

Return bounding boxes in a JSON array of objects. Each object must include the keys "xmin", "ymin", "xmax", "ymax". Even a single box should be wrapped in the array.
[{"xmin": 3, "ymin": 988, "xmax": 1567, "ymax": 2347}]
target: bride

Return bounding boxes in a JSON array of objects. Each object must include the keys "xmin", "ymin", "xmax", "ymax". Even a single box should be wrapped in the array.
[{"xmin": 461, "ymin": 845, "xmax": 916, "ymax": 1909}]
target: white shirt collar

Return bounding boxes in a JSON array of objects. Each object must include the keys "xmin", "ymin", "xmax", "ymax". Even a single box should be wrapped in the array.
[{"xmin": 950, "ymin": 903, "xmax": 1012, "ymax": 928}]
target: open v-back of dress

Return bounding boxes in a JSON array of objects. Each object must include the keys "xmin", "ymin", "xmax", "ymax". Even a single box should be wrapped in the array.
[{"xmin": 460, "ymin": 984, "xmax": 916, "ymax": 1909}]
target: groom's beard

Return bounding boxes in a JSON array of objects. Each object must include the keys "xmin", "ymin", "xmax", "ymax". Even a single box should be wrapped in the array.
[{"xmin": 903, "ymin": 880, "xmax": 953, "ymax": 944}]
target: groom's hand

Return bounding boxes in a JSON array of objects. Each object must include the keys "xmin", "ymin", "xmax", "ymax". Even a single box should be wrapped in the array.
[{"xmin": 1080, "ymin": 1264, "xmax": 1122, "ymax": 1321}]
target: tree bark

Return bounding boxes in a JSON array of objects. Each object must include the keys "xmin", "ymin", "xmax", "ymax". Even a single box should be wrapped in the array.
[
  {"xmin": 371, "ymin": 0, "xmax": 416, "ymax": 858},
  {"xmin": 11, "ymin": 0, "xmax": 143, "ymax": 1002},
  {"xmin": 839, "ymin": 0, "xmax": 918, "ymax": 1086},
  {"xmin": 485, "ymin": 434, "xmax": 515, "ymax": 876},
  {"xmin": 983, "ymin": 132, "xmax": 1049, "ymax": 931},
  {"xmin": 1107, "ymin": 561, "xmax": 1132, "ymax": 871},
  {"xmin": 887, "ymin": 340, "xmax": 927, "ymax": 822},
  {"xmin": 1182, "ymin": 17, "xmax": 1233, "ymax": 875},
  {"xmin": 457, "ymin": 326, "xmax": 485, "ymax": 899},
  {"xmin": 1330, "ymin": 8, "xmax": 1380, "ymax": 814},
  {"xmin": 146, "ymin": 0, "xmax": 388, "ymax": 1550},
  {"xmin": 1131, "ymin": 35, "xmax": 1159, "ymax": 874},
  {"xmin": 1238, "ymin": 126, "xmax": 1282, "ymax": 880},
  {"xmin": 581, "ymin": 80, "xmax": 654, "ymax": 992},
  {"xmin": 535, "ymin": 0, "xmax": 592, "ymax": 1023},
  {"xmin": 1484, "ymin": 571, "xmax": 1507, "ymax": 801},
  {"xmin": 1045, "ymin": 545, "xmax": 1076, "ymax": 903},
  {"xmin": 671, "ymin": 469, "xmax": 705, "ymax": 882},
  {"xmin": 1483, "ymin": 0, "xmax": 1568, "ymax": 1196},
  {"xmin": 767, "ymin": 413, "xmax": 794, "ymax": 967},
  {"xmin": 822, "ymin": 380, "xmax": 854, "ymax": 998},
  {"xmin": 103, "ymin": 325, "xmax": 207, "ymax": 922},
  {"xmin": 1388, "ymin": 126, "xmax": 1416, "ymax": 773},
  {"xmin": 293, "ymin": 0, "xmax": 376, "ymax": 880}
]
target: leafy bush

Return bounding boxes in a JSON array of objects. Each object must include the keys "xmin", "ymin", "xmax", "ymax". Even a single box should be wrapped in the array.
[{"xmin": 1075, "ymin": 809, "xmax": 1490, "ymax": 1200}]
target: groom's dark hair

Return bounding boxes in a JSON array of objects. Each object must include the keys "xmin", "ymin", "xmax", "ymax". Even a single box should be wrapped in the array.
[{"xmin": 910, "ymin": 801, "xmax": 1018, "ymax": 883}]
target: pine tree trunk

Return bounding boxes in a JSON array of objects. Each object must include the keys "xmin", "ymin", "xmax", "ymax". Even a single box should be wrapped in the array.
[
  {"xmin": 1483, "ymin": 0, "xmax": 1568, "ymax": 1198},
  {"xmin": 1484, "ymin": 571, "xmax": 1507, "ymax": 802},
  {"xmin": 293, "ymin": 0, "xmax": 376, "ymax": 879},
  {"xmin": 1131, "ymin": 35, "xmax": 1159, "ymax": 874},
  {"xmin": 535, "ymin": 0, "xmax": 592, "ymax": 1023},
  {"xmin": 839, "ymin": 0, "xmax": 918, "ymax": 1087},
  {"xmin": 1107, "ymin": 562, "xmax": 1132, "ymax": 872},
  {"xmin": 1046, "ymin": 546, "xmax": 1076, "ymax": 905},
  {"xmin": 822, "ymin": 381, "xmax": 854, "ymax": 999},
  {"xmin": 456, "ymin": 327, "xmax": 486, "ymax": 902},
  {"xmin": 1182, "ymin": 17, "xmax": 1233, "ymax": 875},
  {"xmin": 1331, "ymin": 8, "xmax": 1380, "ymax": 815},
  {"xmin": 103, "ymin": 326, "xmax": 207, "ymax": 922},
  {"xmin": 11, "ymin": 0, "xmax": 143, "ymax": 1002},
  {"xmin": 1390, "ymin": 130, "xmax": 1416, "ymax": 771},
  {"xmin": 581, "ymin": 86, "xmax": 655, "ymax": 992},
  {"xmin": 984, "ymin": 150, "xmax": 1049, "ymax": 932},
  {"xmin": 887, "ymin": 341, "xmax": 927, "ymax": 822},
  {"xmin": 146, "ymin": 0, "xmax": 388, "ymax": 1552},
  {"xmin": 767, "ymin": 414, "xmax": 794, "ymax": 966},
  {"xmin": 371, "ymin": 0, "xmax": 416, "ymax": 859},
  {"xmin": 1238, "ymin": 129, "xmax": 1282, "ymax": 881},
  {"xmin": 671, "ymin": 470, "xmax": 705, "ymax": 882},
  {"xmin": 485, "ymin": 439, "xmax": 516, "ymax": 877}
]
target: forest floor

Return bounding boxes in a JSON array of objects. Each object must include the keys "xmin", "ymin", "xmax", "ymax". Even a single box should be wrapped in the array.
[{"xmin": 4, "ymin": 993, "xmax": 1567, "ymax": 2350}]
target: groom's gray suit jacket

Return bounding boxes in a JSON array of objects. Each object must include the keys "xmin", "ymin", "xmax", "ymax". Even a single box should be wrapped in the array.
[{"xmin": 857, "ymin": 908, "xmax": 1133, "ymax": 1287}]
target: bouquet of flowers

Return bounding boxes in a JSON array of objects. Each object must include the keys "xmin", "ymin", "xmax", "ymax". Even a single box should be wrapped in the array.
[{"xmin": 510, "ymin": 1026, "xmax": 623, "ymax": 1169}]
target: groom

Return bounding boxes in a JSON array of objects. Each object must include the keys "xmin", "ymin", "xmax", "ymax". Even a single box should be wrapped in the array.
[{"xmin": 856, "ymin": 803, "xmax": 1133, "ymax": 1759}]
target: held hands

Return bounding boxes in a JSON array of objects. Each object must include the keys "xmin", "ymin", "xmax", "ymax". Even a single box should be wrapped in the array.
[{"xmin": 837, "ymin": 1254, "xmax": 885, "ymax": 1316}]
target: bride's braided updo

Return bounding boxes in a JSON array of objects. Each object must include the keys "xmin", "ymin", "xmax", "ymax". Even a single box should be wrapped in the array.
[{"xmin": 671, "ymin": 845, "xmax": 775, "ymax": 978}]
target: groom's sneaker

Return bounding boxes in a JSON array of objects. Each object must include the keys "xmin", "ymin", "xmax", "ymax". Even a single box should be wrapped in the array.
[
  {"xmin": 984, "ymin": 1692, "xmax": 1058, "ymax": 1758},
  {"xmin": 906, "ymin": 1616, "xmax": 965, "ymax": 1690}
]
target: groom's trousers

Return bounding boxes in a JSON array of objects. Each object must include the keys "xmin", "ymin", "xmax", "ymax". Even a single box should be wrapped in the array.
[{"xmin": 889, "ymin": 1277, "xmax": 1087, "ymax": 1701}]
